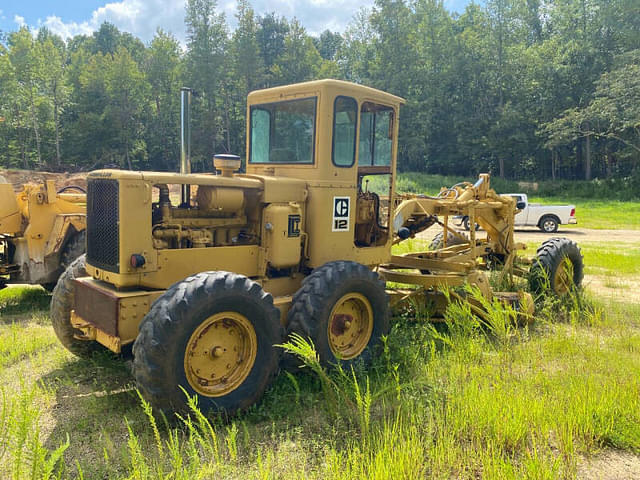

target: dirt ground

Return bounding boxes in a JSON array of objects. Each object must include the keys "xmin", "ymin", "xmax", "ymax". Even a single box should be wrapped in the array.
[
  {"xmin": 579, "ymin": 450, "xmax": 640, "ymax": 480},
  {"xmin": 512, "ymin": 227, "xmax": 640, "ymax": 245},
  {"xmin": 0, "ymin": 168, "xmax": 87, "ymax": 191}
]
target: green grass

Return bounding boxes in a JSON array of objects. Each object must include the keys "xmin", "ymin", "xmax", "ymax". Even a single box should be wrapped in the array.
[
  {"xmin": 0, "ymin": 286, "xmax": 51, "ymax": 317},
  {"xmin": 1, "ymin": 279, "xmax": 640, "ymax": 478}
]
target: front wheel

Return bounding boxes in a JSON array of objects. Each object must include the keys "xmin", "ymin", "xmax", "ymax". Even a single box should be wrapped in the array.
[
  {"xmin": 286, "ymin": 261, "xmax": 389, "ymax": 368},
  {"xmin": 133, "ymin": 272, "xmax": 283, "ymax": 416},
  {"xmin": 50, "ymin": 254, "xmax": 99, "ymax": 357}
]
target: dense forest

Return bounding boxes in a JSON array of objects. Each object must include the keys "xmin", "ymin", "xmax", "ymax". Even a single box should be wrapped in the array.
[{"xmin": 0, "ymin": 0, "xmax": 638, "ymax": 182}]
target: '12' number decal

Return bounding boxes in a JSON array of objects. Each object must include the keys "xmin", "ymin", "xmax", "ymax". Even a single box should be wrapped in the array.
[{"xmin": 332, "ymin": 197, "xmax": 350, "ymax": 232}]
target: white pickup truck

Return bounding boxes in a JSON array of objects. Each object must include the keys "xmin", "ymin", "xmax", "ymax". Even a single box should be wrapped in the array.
[{"xmin": 458, "ymin": 194, "xmax": 577, "ymax": 233}]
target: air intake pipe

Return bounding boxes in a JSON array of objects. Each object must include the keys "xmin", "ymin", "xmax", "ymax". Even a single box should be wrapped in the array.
[{"xmin": 180, "ymin": 87, "xmax": 192, "ymax": 207}]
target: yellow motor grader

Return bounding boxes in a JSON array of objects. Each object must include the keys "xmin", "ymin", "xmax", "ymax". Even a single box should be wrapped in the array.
[
  {"xmin": 51, "ymin": 81, "xmax": 583, "ymax": 416},
  {"xmin": 0, "ymin": 177, "xmax": 86, "ymax": 290}
]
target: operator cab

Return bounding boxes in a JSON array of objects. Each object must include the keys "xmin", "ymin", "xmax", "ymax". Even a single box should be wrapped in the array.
[{"xmin": 245, "ymin": 80, "xmax": 405, "ymax": 264}]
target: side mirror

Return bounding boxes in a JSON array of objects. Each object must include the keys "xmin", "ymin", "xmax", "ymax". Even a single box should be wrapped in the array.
[{"xmin": 516, "ymin": 201, "xmax": 526, "ymax": 210}]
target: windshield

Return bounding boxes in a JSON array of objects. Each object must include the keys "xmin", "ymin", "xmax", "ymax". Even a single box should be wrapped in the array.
[{"xmin": 249, "ymin": 97, "xmax": 317, "ymax": 164}]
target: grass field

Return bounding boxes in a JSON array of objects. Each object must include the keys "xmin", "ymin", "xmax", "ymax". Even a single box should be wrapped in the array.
[
  {"xmin": 1, "ymin": 172, "xmax": 639, "ymax": 478},
  {"xmin": 2, "ymin": 246, "xmax": 640, "ymax": 478}
]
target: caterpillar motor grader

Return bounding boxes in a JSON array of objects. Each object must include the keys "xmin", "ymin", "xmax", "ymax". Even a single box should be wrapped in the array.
[
  {"xmin": 0, "ymin": 177, "xmax": 86, "ymax": 291},
  {"xmin": 51, "ymin": 80, "xmax": 583, "ymax": 416}
]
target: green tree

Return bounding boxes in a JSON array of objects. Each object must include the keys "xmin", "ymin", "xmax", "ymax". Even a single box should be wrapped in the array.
[
  {"xmin": 185, "ymin": 0, "xmax": 229, "ymax": 168},
  {"xmin": 37, "ymin": 31, "xmax": 68, "ymax": 167},
  {"xmin": 256, "ymin": 13, "xmax": 289, "ymax": 86},
  {"xmin": 270, "ymin": 19, "xmax": 322, "ymax": 85},
  {"xmin": 104, "ymin": 46, "xmax": 149, "ymax": 169},
  {"xmin": 145, "ymin": 30, "xmax": 182, "ymax": 170},
  {"xmin": 8, "ymin": 28, "xmax": 45, "ymax": 166}
]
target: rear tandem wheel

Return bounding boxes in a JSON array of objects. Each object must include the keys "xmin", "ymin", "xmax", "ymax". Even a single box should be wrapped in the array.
[{"xmin": 286, "ymin": 261, "xmax": 390, "ymax": 368}]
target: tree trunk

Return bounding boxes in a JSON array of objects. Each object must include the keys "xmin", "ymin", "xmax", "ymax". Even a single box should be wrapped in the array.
[
  {"xmin": 53, "ymin": 86, "xmax": 61, "ymax": 167},
  {"xmin": 498, "ymin": 157, "xmax": 505, "ymax": 179},
  {"xmin": 584, "ymin": 131, "xmax": 591, "ymax": 180},
  {"xmin": 551, "ymin": 149, "xmax": 556, "ymax": 181},
  {"xmin": 126, "ymin": 138, "xmax": 133, "ymax": 170},
  {"xmin": 29, "ymin": 89, "xmax": 42, "ymax": 165}
]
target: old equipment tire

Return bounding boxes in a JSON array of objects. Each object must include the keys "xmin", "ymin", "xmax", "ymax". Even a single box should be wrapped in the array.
[
  {"xmin": 429, "ymin": 231, "xmax": 469, "ymax": 250},
  {"xmin": 286, "ymin": 261, "xmax": 389, "ymax": 368},
  {"xmin": 529, "ymin": 237, "xmax": 583, "ymax": 296},
  {"xmin": 132, "ymin": 271, "xmax": 283, "ymax": 416},
  {"xmin": 50, "ymin": 254, "xmax": 99, "ymax": 357},
  {"xmin": 60, "ymin": 230, "xmax": 86, "ymax": 269},
  {"xmin": 539, "ymin": 215, "xmax": 559, "ymax": 233}
]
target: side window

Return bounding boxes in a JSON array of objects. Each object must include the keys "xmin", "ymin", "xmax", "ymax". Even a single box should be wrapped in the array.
[
  {"xmin": 358, "ymin": 103, "xmax": 394, "ymax": 166},
  {"xmin": 332, "ymin": 96, "xmax": 358, "ymax": 167},
  {"xmin": 374, "ymin": 110, "xmax": 392, "ymax": 166},
  {"xmin": 251, "ymin": 109, "xmax": 270, "ymax": 163}
]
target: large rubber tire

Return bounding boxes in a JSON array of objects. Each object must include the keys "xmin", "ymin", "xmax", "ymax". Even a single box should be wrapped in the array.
[
  {"xmin": 50, "ymin": 254, "xmax": 99, "ymax": 357},
  {"xmin": 60, "ymin": 230, "xmax": 86, "ymax": 270},
  {"xmin": 429, "ymin": 231, "xmax": 469, "ymax": 250},
  {"xmin": 286, "ymin": 261, "xmax": 389, "ymax": 368},
  {"xmin": 538, "ymin": 216, "xmax": 559, "ymax": 233},
  {"xmin": 132, "ymin": 272, "xmax": 283, "ymax": 416},
  {"xmin": 529, "ymin": 237, "xmax": 583, "ymax": 296}
]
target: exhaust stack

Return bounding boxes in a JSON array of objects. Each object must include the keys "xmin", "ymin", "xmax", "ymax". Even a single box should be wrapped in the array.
[{"xmin": 180, "ymin": 87, "xmax": 192, "ymax": 206}]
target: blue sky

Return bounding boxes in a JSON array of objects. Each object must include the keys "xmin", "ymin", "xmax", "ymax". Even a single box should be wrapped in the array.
[{"xmin": 0, "ymin": 0, "xmax": 473, "ymax": 43}]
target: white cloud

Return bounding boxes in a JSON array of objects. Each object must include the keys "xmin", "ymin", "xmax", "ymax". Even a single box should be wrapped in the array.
[
  {"xmin": 40, "ymin": 0, "xmax": 185, "ymax": 42},
  {"xmin": 24, "ymin": 0, "xmax": 374, "ymax": 43},
  {"xmin": 14, "ymin": 14, "xmax": 26, "ymax": 28}
]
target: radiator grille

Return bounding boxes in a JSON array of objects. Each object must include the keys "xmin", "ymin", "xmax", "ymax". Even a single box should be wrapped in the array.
[{"xmin": 87, "ymin": 179, "xmax": 119, "ymax": 272}]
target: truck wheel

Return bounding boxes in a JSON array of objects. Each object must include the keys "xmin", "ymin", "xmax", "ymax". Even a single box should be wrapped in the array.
[
  {"xmin": 429, "ymin": 231, "xmax": 468, "ymax": 250},
  {"xmin": 286, "ymin": 261, "xmax": 389, "ymax": 368},
  {"xmin": 61, "ymin": 230, "xmax": 86, "ymax": 269},
  {"xmin": 529, "ymin": 237, "xmax": 583, "ymax": 296},
  {"xmin": 539, "ymin": 216, "xmax": 559, "ymax": 233},
  {"xmin": 133, "ymin": 272, "xmax": 283, "ymax": 416},
  {"xmin": 50, "ymin": 254, "xmax": 99, "ymax": 357},
  {"xmin": 462, "ymin": 217, "xmax": 479, "ymax": 231}
]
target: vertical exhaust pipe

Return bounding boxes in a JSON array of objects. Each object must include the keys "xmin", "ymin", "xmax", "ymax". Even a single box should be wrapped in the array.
[{"xmin": 180, "ymin": 87, "xmax": 192, "ymax": 207}]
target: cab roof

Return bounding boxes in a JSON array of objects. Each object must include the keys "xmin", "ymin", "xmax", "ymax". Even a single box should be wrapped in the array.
[{"xmin": 247, "ymin": 79, "xmax": 406, "ymax": 107}]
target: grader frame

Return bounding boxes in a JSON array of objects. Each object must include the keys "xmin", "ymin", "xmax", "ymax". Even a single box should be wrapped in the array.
[{"xmin": 51, "ymin": 79, "xmax": 580, "ymax": 417}]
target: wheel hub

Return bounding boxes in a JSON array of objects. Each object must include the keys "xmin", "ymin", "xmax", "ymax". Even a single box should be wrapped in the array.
[
  {"xmin": 553, "ymin": 258, "xmax": 574, "ymax": 295},
  {"xmin": 184, "ymin": 312, "xmax": 257, "ymax": 397},
  {"xmin": 327, "ymin": 293, "xmax": 374, "ymax": 360}
]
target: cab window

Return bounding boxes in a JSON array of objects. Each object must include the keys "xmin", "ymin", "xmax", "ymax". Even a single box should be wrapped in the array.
[
  {"xmin": 359, "ymin": 103, "xmax": 394, "ymax": 166},
  {"xmin": 250, "ymin": 97, "xmax": 317, "ymax": 164},
  {"xmin": 332, "ymin": 96, "xmax": 358, "ymax": 167}
]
